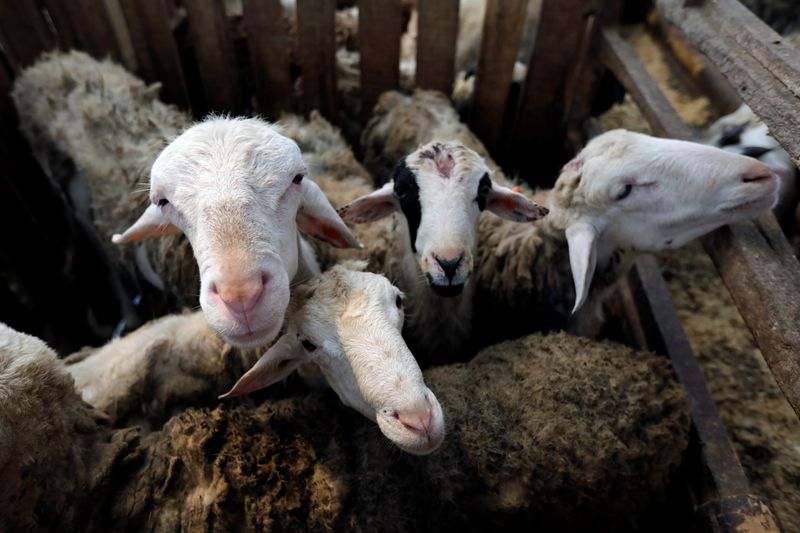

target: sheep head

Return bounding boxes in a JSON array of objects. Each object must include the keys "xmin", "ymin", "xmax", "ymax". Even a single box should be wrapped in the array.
[
  {"xmin": 339, "ymin": 141, "xmax": 548, "ymax": 297},
  {"xmin": 552, "ymin": 129, "xmax": 778, "ymax": 312},
  {"xmin": 112, "ymin": 117, "xmax": 359, "ymax": 348},
  {"xmin": 221, "ymin": 264, "xmax": 445, "ymax": 455}
]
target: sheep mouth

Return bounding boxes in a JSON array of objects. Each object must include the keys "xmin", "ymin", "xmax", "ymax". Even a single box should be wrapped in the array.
[
  {"xmin": 223, "ymin": 327, "xmax": 274, "ymax": 348},
  {"xmin": 429, "ymin": 282, "xmax": 465, "ymax": 297},
  {"xmin": 720, "ymin": 190, "xmax": 776, "ymax": 214}
]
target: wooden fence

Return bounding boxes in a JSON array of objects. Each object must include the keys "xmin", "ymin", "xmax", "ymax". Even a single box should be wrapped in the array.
[{"xmin": 0, "ymin": 0, "xmax": 798, "ymax": 530}]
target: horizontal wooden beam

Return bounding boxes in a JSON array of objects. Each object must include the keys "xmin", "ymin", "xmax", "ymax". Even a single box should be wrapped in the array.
[
  {"xmin": 656, "ymin": 0, "xmax": 800, "ymax": 169},
  {"xmin": 598, "ymin": 25, "xmax": 800, "ymax": 420}
]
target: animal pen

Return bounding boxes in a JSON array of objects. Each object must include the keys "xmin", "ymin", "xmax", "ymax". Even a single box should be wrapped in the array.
[{"xmin": 0, "ymin": 0, "xmax": 798, "ymax": 531}]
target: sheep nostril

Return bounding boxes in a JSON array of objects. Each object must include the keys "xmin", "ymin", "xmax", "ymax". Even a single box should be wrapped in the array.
[
  {"xmin": 741, "ymin": 169, "xmax": 774, "ymax": 183},
  {"xmin": 434, "ymin": 254, "xmax": 463, "ymax": 281},
  {"xmin": 209, "ymin": 282, "xmax": 219, "ymax": 296}
]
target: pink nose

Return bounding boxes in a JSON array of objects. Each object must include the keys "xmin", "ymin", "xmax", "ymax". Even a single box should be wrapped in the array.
[
  {"xmin": 397, "ymin": 408, "xmax": 433, "ymax": 437},
  {"xmin": 741, "ymin": 164, "xmax": 775, "ymax": 184},
  {"xmin": 210, "ymin": 273, "xmax": 268, "ymax": 321}
]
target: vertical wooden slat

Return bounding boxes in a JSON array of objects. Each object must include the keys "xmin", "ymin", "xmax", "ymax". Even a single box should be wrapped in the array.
[
  {"xmin": 39, "ymin": 0, "xmax": 81, "ymax": 50},
  {"xmin": 243, "ymin": 0, "xmax": 293, "ymax": 118},
  {"xmin": 359, "ymin": 0, "xmax": 402, "ymax": 120},
  {"xmin": 296, "ymin": 0, "xmax": 337, "ymax": 119},
  {"xmin": 184, "ymin": 0, "xmax": 243, "ymax": 113},
  {"xmin": 0, "ymin": 1, "xmax": 55, "ymax": 70},
  {"xmin": 67, "ymin": 0, "xmax": 123, "ymax": 60},
  {"xmin": 416, "ymin": 0, "xmax": 459, "ymax": 94},
  {"xmin": 511, "ymin": 0, "xmax": 597, "ymax": 177},
  {"xmin": 117, "ymin": 0, "xmax": 157, "ymax": 81},
  {"xmin": 469, "ymin": 0, "xmax": 527, "ymax": 153},
  {"xmin": 123, "ymin": 0, "xmax": 190, "ymax": 110}
]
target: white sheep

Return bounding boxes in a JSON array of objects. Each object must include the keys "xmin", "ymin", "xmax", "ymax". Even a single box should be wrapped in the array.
[
  {"xmin": 12, "ymin": 52, "xmax": 360, "ymax": 349},
  {"xmin": 222, "ymin": 263, "xmax": 446, "ymax": 455},
  {"xmin": 63, "ymin": 311, "xmax": 259, "ymax": 428},
  {"xmin": 705, "ymin": 103, "xmax": 798, "ymax": 222},
  {"xmin": 112, "ymin": 117, "xmax": 360, "ymax": 348},
  {"xmin": 338, "ymin": 141, "xmax": 547, "ymax": 363},
  {"xmin": 360, "ymin": 90, "xmax": 779, "ymax": 342}
]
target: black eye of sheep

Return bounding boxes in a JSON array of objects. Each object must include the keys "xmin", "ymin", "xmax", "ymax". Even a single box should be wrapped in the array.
[
  {"xmin": 616, "ymin": 184, "xmax": 633, "ymax": 201},
  {"xmin": 157, "ymin": 198, "xmax": 169, "ymax": 207},
  {"xmin": 293, "ymin": 174, "xmax": 305, "ymax": 184},
  {"xmin": 395, "ymin": 294, "xmax": 403, "ymax": 308},
  {"xmin": 301, "ymin": 339, "xmax": 317, "ymax": 351}
]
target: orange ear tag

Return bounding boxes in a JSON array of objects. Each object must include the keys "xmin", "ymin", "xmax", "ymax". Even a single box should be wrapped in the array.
[{"xmin": 512, "ymin": 186, "xmax": 522, "ymax": 193}]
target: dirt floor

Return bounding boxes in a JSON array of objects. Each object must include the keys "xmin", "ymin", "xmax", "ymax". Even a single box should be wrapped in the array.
[{"xmin": 601, "ymin": 23, "xmax": 800, "ymax": 531}]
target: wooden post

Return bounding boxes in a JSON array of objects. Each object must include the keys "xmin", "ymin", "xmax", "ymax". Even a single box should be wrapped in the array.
[
  {"xmin": 416, "ymin": 0, "xmax": 459, "ymax": 95},
  {"xmin": 296, "ymin": 0, "xmax": 337, "ymax": 119},
  {"xmin": 0, "ymin": 1, "xmax": 55, "ymax": 70},
  {"xmin": 243, "ymin": 0, "xmax": 293, "ymax": 119},
  {"xmin": 119, "ymin": 0, "xmax": 190, "ymax": 110},
  {"xmin": 469, "ymin": 0, "xmax": 527, "ymax": 154},
  {"xmin": 510, "ymin": 0, "xmax": 598, "ymax": 182},
  {"xmin": 184, "ymin": 0, "xmax": 244, "ymax": 113},
  {"xmin": 359, "ymin": 0, "xmax": 403, "ymax": 121}
]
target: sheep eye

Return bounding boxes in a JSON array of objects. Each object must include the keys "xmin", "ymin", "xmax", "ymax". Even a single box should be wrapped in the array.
[
  {"xmin": 157, "ymin": 198, "xmax": 169, "ymax": 207},
  {"xmin": 293, "ymin": 174, "xmax": 305, "ymax": 184},
  {"xmin": 395, "ymin": 294, "xmax": 403, "ymax": 309},
  {"xmin": 301, "ymin": 339, "xmax": 317, "ymax": 351},
  {"xmin": 616, "ymin": 184, "xmax": 633, "ymax": 201}
]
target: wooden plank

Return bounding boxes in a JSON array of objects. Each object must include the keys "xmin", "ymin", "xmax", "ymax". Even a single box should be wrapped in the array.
[
  {"xmin": 296, "ymin": 0, "xmax": 337, "ymax": 119},
  {"xmin": 40, "ymin": 0, "xmax": 81, "ymax": 50},
  {"xmin": 623, "ymin": 257, "xmax": 781, "ymax": 531},
  {"xmin": 656, "ymin": 0, "xmax": 800, "ymax": 169},
  {"xmin": 415, "ymin": 0, "xmax": 459, "ymax": 95},
  {"xmin": 134, "ymin": 0, "xmax": 189, "ymax": 109},
  {"xmin": 359, "ymin": 0, "xmax": 403, "ymax": 121},
  {"xmin": 69, "ymin": 0, "xmax": 123, "ymax": 60},
  {"xmin": 243, "ymin": 0, "xmax": 293, "ymax": 119},
  {"xmin": 599, "ymin": 24, "xmax": 800, "ymax": 420},
  {"xmin": 118, "ymin": 0, "xmax": 157, "ymax": 81},
  {"xmin": 0, "ymin": 0, "xmax": 56, "ymax": 70},
  {"xmin": 598, "ymin": 27, "xmax": 693, "ymax": 139},
  {"xmin": 469, "ymin": 0, "xmax": 527, "ymax": 153},
  {"xmin": 184, "ymin": 0, "xmax": 243, "ymax": 113},
  {"xmin": 510, "ymin": 0, "xmax": 597, "ymax": 172}
]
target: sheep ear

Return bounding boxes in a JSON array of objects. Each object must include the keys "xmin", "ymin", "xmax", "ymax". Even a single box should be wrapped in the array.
[
  {"xmin": 485, "ymin": 181, "xmax": 549, "ymax": 222},
  {"xmin": 219, "ymin": 335, "xmax": 305, "ymax": 399},
  {"xmin": 337, "ymin": 182, "xmax": 399, "ymax": 224},
  {"xmin": 566, "ymin": 221, "xmax": 598, "ymax": 314},
  {"xmin": 111, "ymin": 204, "xmax": 181, "ymax": 244},
  {"xmin": 298, "ymin": 178, "xmax": 362, "ymax": 249}
]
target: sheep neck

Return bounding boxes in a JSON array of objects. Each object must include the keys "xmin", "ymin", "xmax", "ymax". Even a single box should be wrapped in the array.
[{"xmin": 388, "ymin": 215, "xmax": 474, "ymax": 366}]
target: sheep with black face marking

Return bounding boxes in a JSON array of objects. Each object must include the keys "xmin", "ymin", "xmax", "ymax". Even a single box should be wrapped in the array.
[
  {"xmin": 13, "ymin": 51, "xmax": 360, "ymax": 349},
  {"xmin": 0, "ymin": 320, "xmax": 689, "ymax": 532},
  {"xmin": 705, "ymin": 103, "xmax": 798, "ymax": 223},
  {"xmin": 339, "ymin": 141, "xmax": 547, "ymax": 364},
  {"xmin": 361, "ymin": 90, "xmax": 780, "ymax": 344}
]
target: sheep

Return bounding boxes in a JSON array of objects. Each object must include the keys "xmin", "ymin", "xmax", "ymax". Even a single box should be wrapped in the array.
[
  {"xmin": 0, "ymin": 320, "xmax": 689, "ymax": 531},
  {"xmin": 13, "ymin": 51, "xmax": 360, "ymax": 349},
  {"xmin": 222, "ymin": 263, "xmax": 446, "ymax": 455},
  {"xmin": 360, "ymin": 90, "xmax": 779, "ymax": 344},
  {"xmin": 704, "ymin": 103, "xmax": 798, "ymax": 223},
  {"xmin": 63, "ymin": 311, "xmax": 261, "ymax": 429},
  {"xmin": 362, "ymin": 90, "xmax": 511, "ymax": 186},
  {"xmin": 338, "ymin": 141, "xmax": 548, "ymax": 364},
  {"xmin": 111, "ymin": 116, "xmax": 360, "ymax": 348}
]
